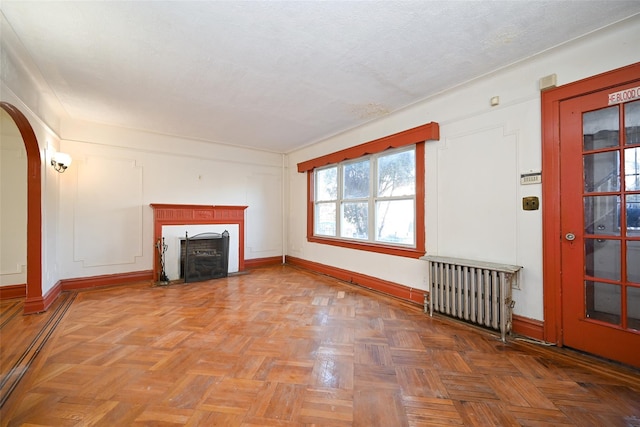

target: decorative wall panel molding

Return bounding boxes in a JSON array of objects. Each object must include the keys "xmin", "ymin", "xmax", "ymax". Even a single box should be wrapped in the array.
[
  {"xmin": 437, "ymin": 125, "xmax": 518, "ymax": 263},
  {"xmin": 246, "ymin": 171, "xmax": 282, "ymax": 256},
  {"xmin": 74, "ymin": 156, "xmax": 143, "ymax": 267}
]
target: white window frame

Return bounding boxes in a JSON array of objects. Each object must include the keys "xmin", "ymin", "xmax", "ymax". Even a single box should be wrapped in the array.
[{"xmin": 313, "ymin": 146, "xmax": 417, "ymax": 248}]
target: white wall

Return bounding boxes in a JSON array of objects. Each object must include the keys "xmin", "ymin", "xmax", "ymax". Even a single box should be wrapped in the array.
[
  {"xmin": 287, "ymin": 16, "xmax": 640, "ymax": 321},
  {"xmin": 56, "ymin": 120, "xmax": 284, "ymax": 280}
]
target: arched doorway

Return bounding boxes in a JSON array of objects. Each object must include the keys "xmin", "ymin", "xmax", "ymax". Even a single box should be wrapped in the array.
[{"xmin": 0, "ymin": 102, "xmax": 43, "ymax": 314}]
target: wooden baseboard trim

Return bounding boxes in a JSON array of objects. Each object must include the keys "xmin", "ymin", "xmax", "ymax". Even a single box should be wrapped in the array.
[
  {"xmin": 285, "ymin": 257, "xmax": 545, "ymax": 342},
  {"xmin": 512, "ymin": 314, "xmax": 545, "ymax": 341},
  {"xmin": 0, "ymin": 284, "xmax": 26, "ymax": 300},
  {"xmin": 24, "ymin": 281, "xmax": 62, "ymax": 314},
  {"xmin": 61, "ymin": 270, "xmax": 154, "ymax": 291},
  {"xmin": 244, "ymin": 256, "xmax": 283, "ymax": 269},
  {"xmin": 285, "ymin": 256, "xmax": 425, "ymax": 305}
]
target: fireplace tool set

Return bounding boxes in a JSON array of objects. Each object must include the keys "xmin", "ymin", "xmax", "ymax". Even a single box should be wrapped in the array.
[{"xmin": 155, "ymin": 237, "xmax": 170, "ymax": 285}]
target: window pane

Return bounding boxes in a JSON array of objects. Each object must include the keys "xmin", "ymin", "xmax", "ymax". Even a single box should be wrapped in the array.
[
  {"xmin": 375, "ymin": 200, "xmax": 414, "ymax": 244},
  {"xmin": 377, "ymin": 149, "xmax": 415, "ymax": 197},
  {"xmin": 627, "ymin": 195, "xmax": 640, "ymax": 237},
  {"xmin": 343, "ymin": 160, "xmax": 369, "ymax": 199},
  {"xmin": 583, "ymin": 151, "xmax": 619, "ymax": 193},
  {"xmin": 316, "ymin": 167, "xmax": 337, "ymax": 201},
  {"xmin": 625, "ymin": 147, "xmax": 640, "ymax": 191},
  {"xmin": 583, "ymin": 195, "xmax": 620, "ymax": 236},
  {"xmin": 585, "ymin": 281, "xmax": 620, "ymax": 325},
  {"xmin": 585, "ymin": 238, "xmax": 620, "ymax": 281},
  {"xmin": 628, "ymin": 241, "xmax": 640, "ymax": 283},
  {"xmin": 628, "ymin": 286, "xmax": 640, "ymax": 331},
  {"xmin": 341, "ymin": 202, "xmax": 368, "ymax": 239},
  {"xmin": 315, "ymin": 202, "xmax": 336, "ymax": 236},
  {"xmin": 583, "ymin": 106, "xmax": 619, "ymax": 151},
  {"xmin": 625, "ymin": 100, "xmax": 640, "ymax": 145}
]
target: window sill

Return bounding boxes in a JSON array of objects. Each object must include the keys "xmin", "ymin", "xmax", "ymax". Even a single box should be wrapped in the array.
[{"xmin": 307, "ymin": 235, "xmax": 425, "ymax": 258}]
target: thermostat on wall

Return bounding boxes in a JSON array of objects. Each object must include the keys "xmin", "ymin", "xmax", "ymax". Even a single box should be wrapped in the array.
[{"xmin": 520, "ymin": 171, "xmax": 542, "ymax": 185}]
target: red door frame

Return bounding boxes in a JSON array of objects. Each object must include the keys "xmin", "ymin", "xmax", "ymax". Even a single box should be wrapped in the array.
[
  {"xmin": 541, "ymin": 62, "xmax": 640, "ymax": 344},
  {"xmin": 0, "ymin": 102, "xmax": 43, "ymax": 314}
]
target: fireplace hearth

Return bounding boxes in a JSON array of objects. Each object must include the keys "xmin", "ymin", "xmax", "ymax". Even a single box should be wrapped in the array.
[{"xmin": 181, "ymin": 231, "xmax": 230, "ymax": 283}]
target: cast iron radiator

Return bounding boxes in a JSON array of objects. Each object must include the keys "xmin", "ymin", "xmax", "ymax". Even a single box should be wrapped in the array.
[{"xmin": 421, "ymin": 255, "xmax": 522, "ymax": 342}]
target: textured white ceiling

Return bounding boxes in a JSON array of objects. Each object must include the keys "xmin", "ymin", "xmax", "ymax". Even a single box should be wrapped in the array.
[{"xmin": 1, "ymin": 1, "xmax": 639, "ymax": 153}]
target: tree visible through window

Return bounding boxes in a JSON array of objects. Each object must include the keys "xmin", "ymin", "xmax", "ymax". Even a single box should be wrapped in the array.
[{"xmin": 314, "ymin": 146, "xmax": 416, "ymax": 246}]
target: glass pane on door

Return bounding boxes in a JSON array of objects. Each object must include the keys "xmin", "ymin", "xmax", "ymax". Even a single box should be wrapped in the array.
[
  {"xmin": 583, "ymin": 106, "xmax": 619, "ymax": 150},
  {"xmin": 583, "ymin": 195, "xmax": 620, "ymax": 235},
  {"xmin": 625, "ymin": 100, "xmax": 640, "ymax": 145},
  {"xmin": 628, "ymin": 286, "xmax": 640, "ymax": 331},
  {"xmin": 585, "ymin": 281, "xmax": 621, "ymax": 325},
  {"xmin": 627, "ymin": 195, "xmax": 640, "ymax": 236},
  {"xmin": 585, "ymin": 238, "xmax": 621, "ymax": 281},
  {"xmin": 625, "ymin": 147, "xmax": 640, "ymax": 191},
  {"xmin": 629, "ymin": 241, "xmax": 640, "ymax": 283},
  {"xmin": 584, "ymin": 151, "xmax": 619, "ymax": 192}
]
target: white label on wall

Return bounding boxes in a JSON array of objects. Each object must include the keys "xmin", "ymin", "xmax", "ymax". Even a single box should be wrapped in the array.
[{"xmin": 520, "ymin": 172, "xmax": 542, "ymax": 185}]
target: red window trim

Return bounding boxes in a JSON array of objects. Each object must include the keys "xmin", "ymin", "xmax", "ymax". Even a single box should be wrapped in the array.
[
  {"xmin": 297, "ymin": 122, "xmax": 438, "ymax": 172},
  {"xmin": 298, "ymin": 122, "xmax": 439, "ymax": 258}
]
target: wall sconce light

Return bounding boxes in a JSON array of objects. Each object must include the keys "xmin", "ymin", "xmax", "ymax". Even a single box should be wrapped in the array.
[{"xmin": 51, "ymin": 152, "xmax": 72, "ymax": 173}]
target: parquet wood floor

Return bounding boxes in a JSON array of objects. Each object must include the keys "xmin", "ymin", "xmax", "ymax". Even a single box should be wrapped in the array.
[{"xmin": 1, "ymin": 265, "xmax": 639, "ymax": 426}]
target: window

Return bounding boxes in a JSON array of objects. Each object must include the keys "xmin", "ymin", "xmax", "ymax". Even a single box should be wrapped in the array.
[
  {"xmin": 297, "ymin": 122, "xmax": 440, "ymax": 258},
  {"xmin": 314, "ymin": 147, "xmax": 416, "ymax": 246}
]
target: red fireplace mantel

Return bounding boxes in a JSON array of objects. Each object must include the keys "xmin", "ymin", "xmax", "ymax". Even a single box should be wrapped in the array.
[{"xmin": 150, "ymin": 204, "xmax": 248, "ymax": 281}]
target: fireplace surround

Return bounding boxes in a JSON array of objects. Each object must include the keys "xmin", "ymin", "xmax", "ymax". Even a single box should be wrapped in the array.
[{"xmin": 150, "ymin": 204, "xmax": 247, "ymax": 282}]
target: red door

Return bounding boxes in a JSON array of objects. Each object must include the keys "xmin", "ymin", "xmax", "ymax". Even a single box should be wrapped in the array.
[{"xmin": 559, "ymin": 81, "xmax": 640, "ymax": 367}]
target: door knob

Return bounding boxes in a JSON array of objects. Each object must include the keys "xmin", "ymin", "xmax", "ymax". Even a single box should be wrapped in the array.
[{"xmin": 565, "ymin": 233, "xmax": 576, "ymax": 241}]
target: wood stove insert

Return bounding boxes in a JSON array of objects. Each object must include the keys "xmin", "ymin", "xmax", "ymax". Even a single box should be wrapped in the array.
[{"xmin": 182, "ymin": 231, "xmax": 230, "ymax": 283}]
